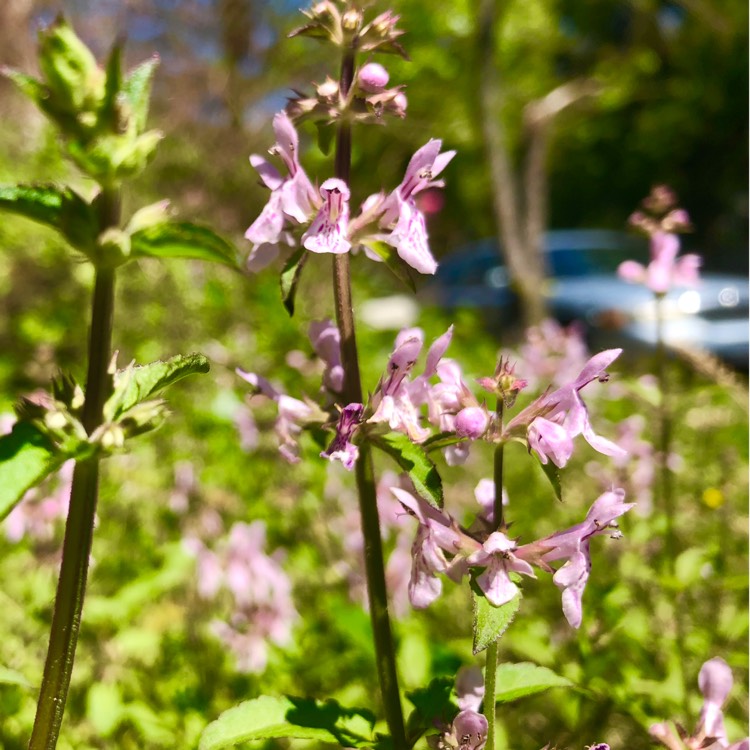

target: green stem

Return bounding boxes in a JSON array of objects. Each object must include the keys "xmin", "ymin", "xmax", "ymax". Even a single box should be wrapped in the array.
[
  {"xmin": 29, "ymin": 191, "xmax": 119, "ymax": 750},
  {"xmin": 485, "ymin": 398, "xmax": 505, "ymax": 750},
  {"xmin": 331, "ymin": 50, "xmax": 406, "ymax": 749},
  {"xmin": 654, "ymin": 293, "xmax": 689, "ymax": 713}
]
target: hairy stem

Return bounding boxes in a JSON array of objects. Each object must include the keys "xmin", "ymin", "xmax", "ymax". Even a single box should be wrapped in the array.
[
  {"xmin": 29, "ymin": 190, "xmax": 119, "ymax": 750},
  {"xmin": 331, "ymin": 50, "xmax": 406, "ymax": 749},
  {"xmin": 485, "ymin": 398, "xmax": 506, "ymax": 750}
]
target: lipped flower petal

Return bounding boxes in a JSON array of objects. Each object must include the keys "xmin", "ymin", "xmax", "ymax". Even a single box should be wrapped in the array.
[{"xmin": 302, "ymin": 178, "xmax": 352, "ymax": 255}]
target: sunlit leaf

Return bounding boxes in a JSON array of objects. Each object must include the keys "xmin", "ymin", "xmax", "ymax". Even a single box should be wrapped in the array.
[
  {"xmin": 123, "ymin": 55, "xmax": 159, "ymax": 132},
  {"xmin": 371, "ymin": 432, "xmax": 443, "ymax": 508},
  {"xmin": 199, "ymin": 695, "xmax": 376, "ymax": 750},
  {"xmin": 494, "ymin": 662, "xmax": 573, "ymax": 703},
  {"xmin": 472, "ymin": 578, "xmax": 521, "ymax": 654},
  {"xmin": 0, "ymin": 422, "xmax": 64, "ymax": 521},
  {"xmin": 104, "ymin": 353, "xmax": 210, "ymax": 421},
  {"xmin": 130, "ymin": 222, "xmax": 239, "ymax": 267}
]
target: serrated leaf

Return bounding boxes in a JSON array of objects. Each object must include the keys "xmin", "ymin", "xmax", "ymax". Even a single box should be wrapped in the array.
[
  {"xmin": 494, "ymin": 662, "xmax": 573, "ymax": 703},
  {"xmin": 104, "ymin": 353, "xmax": 209, "ymax": 421},
  {"xmin": 123, "ymin": 56, "xmax": 159, "ymax": 132},
  {"xmin": 361, "ymin": 239, "xmax": 416, "ymax": 293},
  {"xmin": 472, "ymin": 578, "xmax": 521, "ymax": 654},
  {"xmin": 0, "ymin": 422, "xmax": 64, "ymax": 521},
  {"xmin": 0, "ymin": 666, "xmax": 32, "ymax": 688},
  {"xmin": 371, "ymin": 432, "xmax": 443, "ymax": 508},
  {"xmin": 537, "ymin": 458, "xmax": 562, "ymax": 501},
  {"xmin": 405, "ymin": 677, "xmax": 455, "ymax": 746},
  {"xmin": 130, "ymin": 221, "xmax": 239, "ymax": 268},
  {"xmin": 199, "ymin": 696, "xmax": 376, "ymax": 750},
  {"xmin": 280, "ymin": 246, "xmax": 308, "ymax": 316}
]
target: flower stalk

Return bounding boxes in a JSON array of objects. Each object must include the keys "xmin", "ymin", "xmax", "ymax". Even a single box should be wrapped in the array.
[
  {"xmin": 29, "ymin": 189, "xmax": 119, "ymax": 750},
  {"xmin": 331, "ymin": 49, "xmax": 407, "ymax": 749},
  {"xmin": 485, "ymin": 398, "xmax": 506, "ymax": 750}
]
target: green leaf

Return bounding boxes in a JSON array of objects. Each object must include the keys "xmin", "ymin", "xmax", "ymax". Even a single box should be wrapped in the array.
[
  {"xmin": 371, "ymin": 432, "xmax": 443, "ymax": 508},
  {"xmin": 100, "ymin": 43, "xmax": 123, "ymax": 132},
  {"xmin": 1, "ymin": 68, "xmax": 48, "ymax": 107},
  {"xmin": 316, "ymin": 122, "xmax": 335, "ymax": 155},
  {"xmin": 361, "ymin": 239, "xmax": 416, "ymax": 293},
  {"xmin": 86, "ymin": 682, "xmax": 124, "ymax": 736},
  {"xmin": 104, "ymin": 353, "xmax": 210, "ymax": 422},
  {"xmin": 0, "ymin": 422, "xmax": 64, "ymax": 521},
  {"xmin": 405, "ymin": 677, "xmax": 455, "ymax": 746},
  {"xmin": 537, "ymin": 457, "xmax": 562, "ymax": 501},
  {"xmin": 280, "ymin": 246, "xmax": 308, "ymax": 316},
  {"xmin": 123, "ymin": 56, "xmax": 159, "ymax": 132},
  {"xmin": 199, "ymin": 696, "xmax": 376, "ymax": 750},
  {"xmin": 494, "ymin": 662, "xmax": 574, "ymax": 703},
  {"xmin": 472, "ymin": 578, "xmax": 521, "ymax": 654},
  {"xmin": 0, "ymin": 666, "xmax": 32, "ymax": 688},
  {"xmin": 422, "ymin": 431, "xmax": 467, "ymax": 453},
  {"xmin": 0, "ymin": 184, "xmax": 98, "ymax": 253},
  {"xmin": 130, "ymin": 222, "xmax": 239, "ymax": 268}
]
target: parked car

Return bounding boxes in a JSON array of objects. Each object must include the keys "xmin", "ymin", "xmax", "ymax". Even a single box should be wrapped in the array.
[{"xmin": 425, "ymin": 230, "xmax": 748, "ymax": 368}]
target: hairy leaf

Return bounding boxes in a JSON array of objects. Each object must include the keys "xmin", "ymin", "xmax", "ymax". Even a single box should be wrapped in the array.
[
  {"xmin": 280, "ymin": 246, "xmax": 308, "ymax": 316},
  {"xmin": 371, "ymin": 432, "xmax": 443, "ymax": 508},
  {"xmin": 123, "ymin": 56, "xmax": 159, "ymax": 132},
  {"xmin": 130, "ymin": 222, "xmax": 239, "ymax": 268},
  {"xmin": 494, "ymin": 662, "xmax": 574, "ymax": 703},
  {"xmin": 199, "ymin": 695, "xmax": 376, "ymax": 750},
  {"xmin": 104, "ymin": 353, "xmax": 209, "ymax": 422},
  {"xmin": 0, "ymin": 422, "xmax": 64, "ymax": 521},
  {"xmin": 472, "ymin": 578, "xmax": 521, "ymax": 654},
  {"xmin": 422, "ymin": 431, "xmax": 467, "ymax": 453}
]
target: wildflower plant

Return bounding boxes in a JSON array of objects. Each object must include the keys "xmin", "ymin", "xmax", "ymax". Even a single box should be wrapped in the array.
[
  {"xmin": 200, "ymin": 3, "xmax": 634, "ymax": 749},
  {"xmin": 0, "ymin": 17, "xmax": 239, "ymax": 749}
]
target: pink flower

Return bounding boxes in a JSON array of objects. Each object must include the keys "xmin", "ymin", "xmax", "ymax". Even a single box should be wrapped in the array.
[
  {"xmin": 506, "ymin": 349, "xmax": 626, "ymax": 467},
  {"xmin": 369, "ymin": 326, "xmax": 453, "ymax": 443},
  {"xmin": 467, "ymin": 531, "xmax": 536, "ymax": 607},
  {"xmin": 245, "ymin": 111, "xmax": 318, "ymax": 269},
  {"xmin": 376, "ymin": 140, "xmax": 455, "ymax": 275},
  {"xmin": 302, "ymin": 178, "xmax": 352, "ymax": 255},
  {"xmin": 534, "ymin": 489, "xmax": 634, "ymax": 628},
  {"xmin": 320, "ymin": 403, "xmax": 363, "ymax": 470},
  {"xmin": 618, "ymin": 230, "xmax": 701, "ymax": 294},
  {"xmin": 308, "ymin": 318, "xmax": 344, "ymax": 394}
]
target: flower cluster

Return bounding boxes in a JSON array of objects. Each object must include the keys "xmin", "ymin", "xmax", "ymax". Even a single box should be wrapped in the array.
[
  {"xmin": 245, "ymin": 110, "xmax": 454, "ymax": 276},
  {"xmin": 618, "ymin": 185, "xmax": 700, "ymax": 295},
  {"xmin": 185, "ymin": 521, "xmax": 298, "ymax": 674},
  {"xmin": 392, "ymin": 485, "xmax": 633, "ymax": 628},
  {"xmin": 239, "ymin": 322, "xmax": 626, "ymax": 474},
  {"xmin": 650, "ymin": 657, "xmax": 748, "ymax": 750}
]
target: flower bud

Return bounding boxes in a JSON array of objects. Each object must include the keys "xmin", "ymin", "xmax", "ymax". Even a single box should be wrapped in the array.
[
  {"xmin": 455, "ymin": 406, "xmax": 489, "ymax": 439},
  {"xmin": 342, "ymin": 7, "xmax": 363, "ymax": 32},
  {"xmin": 392, "ymin": 92, "xmax": 408, "ymax": 114},
  {"xmin": 358, "ymin": 62, "xmax": 389, "ymax": 92}
]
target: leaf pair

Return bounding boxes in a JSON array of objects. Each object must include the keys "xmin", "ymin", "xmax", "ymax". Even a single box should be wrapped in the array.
[{"xmin": 0, "ymin": 354, "xmax": 209, "ymax": 522}]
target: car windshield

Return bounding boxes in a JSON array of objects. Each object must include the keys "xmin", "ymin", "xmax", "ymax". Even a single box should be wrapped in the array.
[{"xmin": 548, "ymin": 246, "xmax": 641, "ymax": 277}]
